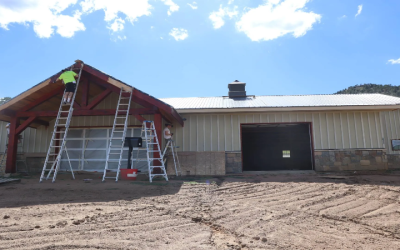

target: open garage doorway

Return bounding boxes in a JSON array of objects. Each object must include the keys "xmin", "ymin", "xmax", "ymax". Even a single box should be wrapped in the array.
[{"xmin": 241, "ymin": 123, "xmax": 314, "ymax": 171}]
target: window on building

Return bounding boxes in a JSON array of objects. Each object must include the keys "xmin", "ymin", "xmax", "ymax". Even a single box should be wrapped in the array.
[{"xmin": 283, "ymin": 150, "xmax": 290, "ymax": 158}]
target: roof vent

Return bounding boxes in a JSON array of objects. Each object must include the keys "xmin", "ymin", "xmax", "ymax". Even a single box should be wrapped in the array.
[{"xmin": 228, "ymin": 80, "xmax": 246, "ymax": 98}]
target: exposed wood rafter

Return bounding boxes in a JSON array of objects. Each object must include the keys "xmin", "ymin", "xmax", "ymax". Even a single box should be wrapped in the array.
[
  {"xmin": 16, "ymin": 116, "xmax": 37, "ymax": 135},
  {"xmin": 84, "ymin": 89, "xmax": 112, "ymax": 110}
]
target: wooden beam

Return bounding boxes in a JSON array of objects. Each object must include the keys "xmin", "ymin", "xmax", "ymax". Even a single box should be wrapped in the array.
[
  {"xmin": 73, "ymin": 100, "xmax": 80, "ymax": 109},
  {"xmin": 84, "ymin": 89, "xmax": 112, "ymax": 110},
  {"xmin": 16, "ymin": 108, "xmax": 155, "ymax": 117},
  {"xmin": 21, "ymin": 85, "xmax": 64, "ymax": 111},
  {"xmin": 80, "ymin": 79, "xmax": 89, "ymax": 107},
  {"xmin": 16, "ymin": 116, "xmax": 37, "ymax": 135},
  {"xmin": 84, "ymin": 67, "xmax": 183, "ymax": 126},
  {"xmin": 0, "ymin": 109, "xmax": 15, "ymax": 117},
  {"xmin": 134, "ymin": 115, "xmax": 146, "ymax": 123},
  {"xmin": 6, "ymin": 117, "xmax": 19, "ymax": 173},
  {"xmin": 133, "ymin": 89, "xmax": 184, "ymax": 126},
  {"xmin": 83, "ymin": 65, "xmax": 109, "ymax": 82},
  {"xmin": 87, "ymin": 76, "xmax": 155, "ymax": 109}
]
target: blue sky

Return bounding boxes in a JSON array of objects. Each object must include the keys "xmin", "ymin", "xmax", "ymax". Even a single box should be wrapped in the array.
[{"xmin": 0, "ymin": 0, "xmax": 399, "ymax": 99}]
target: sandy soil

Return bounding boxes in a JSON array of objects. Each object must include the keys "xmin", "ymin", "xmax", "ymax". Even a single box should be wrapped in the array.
[{"xmin": 0, "ymin": 172, "xmax": 399, "ymax": 249}]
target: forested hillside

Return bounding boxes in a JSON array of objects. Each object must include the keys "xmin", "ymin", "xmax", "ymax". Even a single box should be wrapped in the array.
[{"xmin": 336, "ymin": 84, "xmax": 400, "ymax": 97}]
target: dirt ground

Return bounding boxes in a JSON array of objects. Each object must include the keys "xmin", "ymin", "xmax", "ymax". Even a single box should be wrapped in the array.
[{"xmin": 0, "ymin": 172, "xmax": 399, "ymax": 250}]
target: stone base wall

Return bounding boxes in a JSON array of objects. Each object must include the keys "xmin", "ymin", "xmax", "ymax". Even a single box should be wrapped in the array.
[
  {"xmin": 23, "ymin": 157, "xmax": 45, "ymax": 173},
  {"xmin": 225, "ymin": 152, "xmax": 242, "ymax": 174},
  {"xmin": 166, "ymin": 151, "xmax": 225, "ymax": 176},
  {"xmin": 314, "ymin": 150, "xmax": 390, "ymax": 171},
  {"xmin": 386, "ymin": 154, "xmax": 400, "ymax": 170}
]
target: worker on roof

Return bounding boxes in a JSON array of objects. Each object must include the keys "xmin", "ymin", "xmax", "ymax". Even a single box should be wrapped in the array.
[{"xmin": 58, "ymin": 69, "xmax": 78, "ymax": 104}]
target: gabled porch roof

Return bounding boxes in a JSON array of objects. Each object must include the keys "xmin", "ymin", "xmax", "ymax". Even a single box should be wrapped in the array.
[{"xmin": 0, "ymin": 60, "xmax": 184, "ymax": 128}]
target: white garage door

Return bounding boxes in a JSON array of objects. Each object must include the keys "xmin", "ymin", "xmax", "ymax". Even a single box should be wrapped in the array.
[{"xmin": 59, "ymin": 128, "xmax": 149, "ymax": 172}]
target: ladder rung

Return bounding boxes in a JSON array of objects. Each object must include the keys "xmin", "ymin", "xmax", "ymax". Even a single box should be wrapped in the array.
[
  {"xmin": 150, "ymin": 174, "xmax": 167, "ymax": 176},
  {"xmin": 147, "ymin": 150, "xmax": 160, "ymax": 153},
  {"xmin": 119, "ymin": 104, "xmax": 129, "ymax": 105},
  {"xmin": 115, "ymin": 124, "xmax": 126, "ymax": 126},
  {"xmin": 107, "ymin": 160, "xmax": 122, "ymax": 162}
]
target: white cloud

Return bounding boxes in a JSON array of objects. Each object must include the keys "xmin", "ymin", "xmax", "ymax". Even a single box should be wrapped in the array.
[
  {"xmin": 0, "ymin": 0, "xmax": 85, "ymax": 38},
  {"xmin": 209, "ymin": 5, "xmax": 238, "ymax": 29},
  {"xmin": 80, "ymin": 0, "xmax": 152, "ymax": 30},
  {"xmin": 188, "ymin": 2, "xmax": 198, "ymax": 10},
  {"xmin": 355, "ymin": 4, "xmax": 363, "ymax": 17},
  {"xmin": 236, "ymin": 0, "xmax": 321, "ymax": 42},
  {"xmin": 388, "ymin": 58, "xmax": 400, "ymax": 65},
  {"xmin": 161, "ymin": 0, "xmax": 179, "ymax": 16},
  {"xmin": 228, "ymin": 0, "xmax": 234, "ymax": 4},
  {"xmin": 169, "ymin": 28, "xmax": 188, "ymax": 41},
  {"xmin": 340, "ymin": 15, "xmax": 347, "ymax": 19},
  {"xmin": 108, "ymin": 18, "xmax": 125, "ymax": 32}
]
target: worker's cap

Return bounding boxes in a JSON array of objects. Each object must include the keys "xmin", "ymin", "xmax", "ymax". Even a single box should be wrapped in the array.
[{"xmin": 165, "ymin": 123, "xmax": 173, "ymax": 127}]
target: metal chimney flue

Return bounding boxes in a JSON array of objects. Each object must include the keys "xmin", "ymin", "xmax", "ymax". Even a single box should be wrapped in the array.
[{"xmin": 228, "ymin": 80, "xmax": 246, "ymax": 98}]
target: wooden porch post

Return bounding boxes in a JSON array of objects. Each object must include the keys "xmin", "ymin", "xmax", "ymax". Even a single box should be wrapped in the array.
[{"xmin": 6, "ymin": 117, "xmax": 19, "ymax": 173}]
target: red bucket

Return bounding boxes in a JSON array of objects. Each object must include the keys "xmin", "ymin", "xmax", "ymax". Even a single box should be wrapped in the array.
[{"xmin": 120, "ymin": 169, "xmax": 138, "ymax": 181}]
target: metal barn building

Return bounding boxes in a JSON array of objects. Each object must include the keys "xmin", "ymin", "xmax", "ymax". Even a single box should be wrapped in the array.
[{"xmin": 1, "ymin": 64, "xmax": 400, "ymax": 176}]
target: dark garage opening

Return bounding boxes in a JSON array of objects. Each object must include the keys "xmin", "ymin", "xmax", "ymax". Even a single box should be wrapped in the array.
[{"xmin": 241, "ymin": 123, "xmax": 313, "ymax": 171}]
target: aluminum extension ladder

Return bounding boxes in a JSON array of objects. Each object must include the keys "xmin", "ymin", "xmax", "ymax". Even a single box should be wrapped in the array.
[
  {"xmin": 162, "ymin": 139, "xmax": 181, "ymax": 176},
  {"xmin": 39, "ymin": 62, "xmax": 84, "ymax": 183},
  {"xmin": 102, "ymin": 88, "xmax": 132, "ymax": 182},
  {"xmin": 140, "ymin": 121, "xmax": 168, "ymax": 183}
]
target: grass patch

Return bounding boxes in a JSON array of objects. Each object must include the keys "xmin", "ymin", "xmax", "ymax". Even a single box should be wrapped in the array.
[{"xmin": 184, "ymin": 181, "xmax": 200, "ymax": 185}]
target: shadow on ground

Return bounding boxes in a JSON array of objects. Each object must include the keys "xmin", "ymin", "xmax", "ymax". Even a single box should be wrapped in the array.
[{"xmin": 0, "ymin": 170, "xmax": 399, "ymax": 208}]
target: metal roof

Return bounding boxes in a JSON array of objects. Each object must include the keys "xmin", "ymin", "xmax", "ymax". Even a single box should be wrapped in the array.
[{"xmin": 160, "ymin": 94, "xmax": 400, "ymax": 110}]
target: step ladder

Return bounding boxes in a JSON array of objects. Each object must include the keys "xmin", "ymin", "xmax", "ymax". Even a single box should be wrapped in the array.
[
  {"xmin": 39, "ymin": 62, "xmax": 84, "ymax": 183},
  {"xmin": 102, "ymin": 88, "xmax": 133, "ymax": 182},
  {"xmin": 162, "ymin": 139, "xmax": 181, "ymax": 176},
  {"xmin": 139, "ymin": 121, "xmax": 168, "ymax": 183}
]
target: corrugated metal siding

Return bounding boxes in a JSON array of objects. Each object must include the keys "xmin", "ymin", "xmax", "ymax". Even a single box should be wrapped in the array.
[
  {"xmin": 161, "ymin": 94, "xmax": 400, "ymax": 109},
  {"xmin": 169, "ymin": 111, "xmax": 385, "ymax": 152},
  {"xmin": 381, "ymin": 110, "xmax": 400, "ymax": 154}
]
